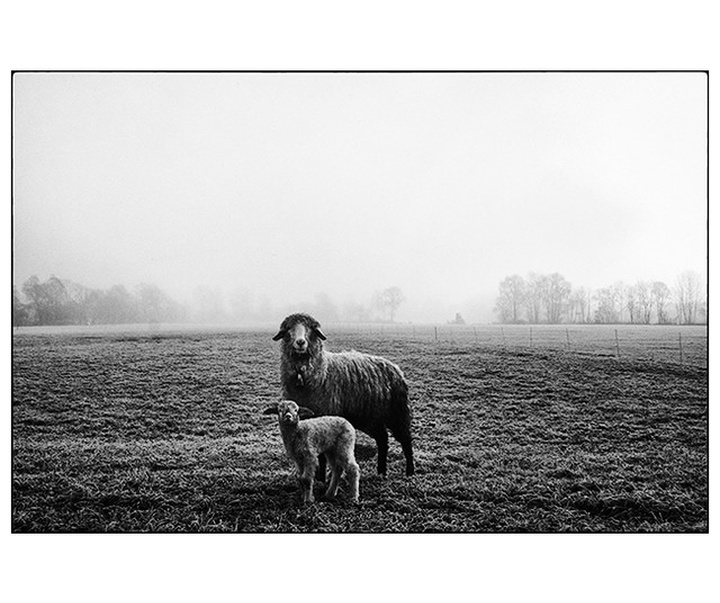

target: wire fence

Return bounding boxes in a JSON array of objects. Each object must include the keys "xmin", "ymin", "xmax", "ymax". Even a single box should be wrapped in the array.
[
  {"xmin": 13, "ymin": 321, "xmax": 708, "ymax": 369},
  {"xmin": 332, "ymin": 323, "xmax": 708, "ymax": 368}
]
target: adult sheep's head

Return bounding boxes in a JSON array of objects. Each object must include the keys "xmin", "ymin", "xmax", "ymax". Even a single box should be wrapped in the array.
[{"xmin": 272, "ymin": 313, "xmax": 327, "ymax": 357}]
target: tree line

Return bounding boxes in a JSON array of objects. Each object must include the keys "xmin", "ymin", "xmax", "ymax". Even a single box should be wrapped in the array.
[
  {"xmin": 13, "ymin": 276, "xmax": 185, "ymax": 326},
  {"xmin": 12, "ymin": 275, "xmax": 407, "ymax": 327},
  {"xmin": 494, "ymin": 270, "xmax": 706, "ymax": 325}
]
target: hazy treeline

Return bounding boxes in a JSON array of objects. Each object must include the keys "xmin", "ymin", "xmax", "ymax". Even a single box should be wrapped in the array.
[
  {"xmin": 190, "ymin": 285, "xmax": 405, "ymax": 324},
  {"xmin": 13, "ymin": 276, "xmax": 185, "ymax": 326},
  {"xmin": 13, "ymin": 271, "xmax": 706, "ymax": 327},
  {"xmin": 494, "ymin": 270, "xmax": 706, "ymax": 325},
  {"xmin": 12, "ymin": 276, "xmax": 407, "ymax": 327}
]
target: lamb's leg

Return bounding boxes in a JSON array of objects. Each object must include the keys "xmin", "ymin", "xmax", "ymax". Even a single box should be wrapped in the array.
[
  {"xmin": 375, "ymin": 429, "xmax": 388, "ymax": 476},
  {"xmin": 324, "ymin": 459, "xmax": 341, "ymax": 500},
  {"xmin": 345, "ymin": 460, "xmax": 360, "ymax": 504},
  {"xmin": 298, "ymin": 476, "xmax": 314, "ymax": 504},
  {"xmin": 299, "ymin": 465, "xmax": 316, "ymax": 505}
]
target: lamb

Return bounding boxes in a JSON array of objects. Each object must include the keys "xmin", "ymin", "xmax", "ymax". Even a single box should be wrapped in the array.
[
  {"xmin": 263, "ymin": 400, "xmax": 360, "ymax": 505},
  {"xmin": 272, "ymin": 313, "xmax": 415, "ymax": 477}
]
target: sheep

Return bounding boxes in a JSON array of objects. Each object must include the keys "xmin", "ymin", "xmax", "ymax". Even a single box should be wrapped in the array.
[
  {"xmin": 272, "ymin": 312, "xmax": 415, "ymax": 477},
  {"xmin": 263, "ymin": 400, "xmax": 360, "ymax": 505}
]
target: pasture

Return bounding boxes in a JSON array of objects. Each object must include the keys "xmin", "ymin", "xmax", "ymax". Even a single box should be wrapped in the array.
[{"xmin": 12, "ymin": 323, "xmax": 708, "ymax": 532}]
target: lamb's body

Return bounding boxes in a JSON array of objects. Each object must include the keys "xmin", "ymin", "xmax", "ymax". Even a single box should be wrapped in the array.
[
  {"xmin": 264, "ymin": 400, "xmax": 360, "ymax": 504},
  {"xmin": 273, "ymin": 313, "xmax": 415, "ymax": 477}
]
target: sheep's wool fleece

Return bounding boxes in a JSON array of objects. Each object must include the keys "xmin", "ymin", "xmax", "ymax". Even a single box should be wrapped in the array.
[{"xmin": 281, "ymin": 349, "xmax": 409, "ymax": 432}]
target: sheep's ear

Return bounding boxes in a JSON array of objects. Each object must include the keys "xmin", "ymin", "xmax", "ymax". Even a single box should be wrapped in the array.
[
  {"xmin": 262, "ymin": 403, "xmax": 279, "ymax": 415},
  {"xmin": 313, "ymin": 327, "xmax": 327, "ymax": 341},
  {"xmin": 272, "ymin": 329, "xmax": 286, "ymax": 341},
  {"xmin": 298, "ymin": 407, "xmax": 315, "ymax": 419}
]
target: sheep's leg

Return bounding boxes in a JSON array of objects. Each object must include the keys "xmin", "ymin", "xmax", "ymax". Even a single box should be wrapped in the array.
[
  {"xmin": 390, "ymin": 426, "xmax": 415, "ymax": 477},
  {"xmin": 389, "ymin": 405, "xmax": 415, "ymax": 477},
  {"xmin": 375, "ymin": 429, "xmax": 388, "ymax": 476},
  {"xmin": 315, "ymin": 453, "xmax": 327, "ymax": 482},
  {"xmin": 401, "ymin": 439, "xmax": 415, "ymax": 476}
]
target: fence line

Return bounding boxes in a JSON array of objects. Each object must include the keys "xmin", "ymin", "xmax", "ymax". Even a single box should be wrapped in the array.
[{"xmin": 333, "ymin": 323, "xmax": 708, "ymax": 368}]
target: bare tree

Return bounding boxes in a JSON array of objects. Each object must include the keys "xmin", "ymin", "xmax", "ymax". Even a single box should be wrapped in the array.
[
  {"xmin": 376, "ymin": 286, "xmax": 405, "ymax": 322},
  {"xmin": 651, "ymin": 281, "xmax": 671, "ymax": 324},
  {"xmin": 635, "ymin": 281, "xmax": 653, "ymax": 324},
  {"xmin": 614, "ymin": 282, "xmax": 628, "ymax": 323},
  {"xmin": 62, "ymin": 279, "xmax": 98, "ymax": 324},
  {"xmin": 568, "ymin": 286, "xmax": 592, "ymax": 323},
  {"xmin": 495, "ymin": 274, "xmax": 526, "ymax": 323},
  {"xmin": 625, "ymin": 284, "xmax": 638, "ymax": 324},
  {"xmin": 525, "ymin": 272, "xmax": 547, "ymax": 323},
  {"xmin": 99, "ymin": 285, "xmax": 139, "ymax": 323},
  {"xmin": 13, "ymin": 286, "xmax": 30, "ymax": 326},
  {"xmin": 22, "ymin": 275, "xmax": 70, "ymax": 324},
  {"xmin": 594, "ymin": 283, "xmax": 624, "ymax": 323},
  {"xmin": 674, "ymin": 270, "xmax": 702, "ymax": 325},
  {"xmin": 544, "ymin": 273, "xmax": 571, "ymax": 324}
]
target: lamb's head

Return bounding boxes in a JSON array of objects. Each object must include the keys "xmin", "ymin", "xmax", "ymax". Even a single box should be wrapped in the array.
[
  {"xmin": 263, "ymin": 400, "xmax": 315, "ymax": 425},
  {"xmin": 272, "ymin": 313, "xmax": 327, "ymax": 357}
]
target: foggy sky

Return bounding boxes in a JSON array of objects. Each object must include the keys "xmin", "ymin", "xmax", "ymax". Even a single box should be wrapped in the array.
[{"xmin": 12, "ymin": 72, "xmax": 707, "ymax": 323}]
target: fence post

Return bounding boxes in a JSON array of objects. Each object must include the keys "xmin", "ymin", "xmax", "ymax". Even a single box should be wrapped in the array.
[{"xmin": 566, "ymin": 328, "xmax": 570, "ymax": 351}]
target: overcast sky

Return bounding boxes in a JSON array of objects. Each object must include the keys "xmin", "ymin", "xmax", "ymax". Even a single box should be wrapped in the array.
[{"xmin": 12, "ymin": 72, "xmax": 707, "ymax": 322}]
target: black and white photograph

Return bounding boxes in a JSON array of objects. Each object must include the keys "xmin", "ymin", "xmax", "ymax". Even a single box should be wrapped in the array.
[
  {"xmin": 4, "ymin": 4, "xmax": 717, "ymax": 602},
  {"xmin": 11, "ymin": 70, "xmax": 708, "ymax": 535}
]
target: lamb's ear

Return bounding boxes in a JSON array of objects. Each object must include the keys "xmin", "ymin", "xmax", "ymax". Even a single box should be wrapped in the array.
[
  {"xmin": 298, "ymin": 407, "xmax": 315, "ymax": 419},
  {"xmin": 272, "ymin": 329, "xmax": 286, "ymax": 341},
  {"xmin": 262, "ymin": 403, "xmax": 279, "ymax": 415},
  {"xmin": 313, "ymin": 327, "xmax": 327, "ymax": 341}
]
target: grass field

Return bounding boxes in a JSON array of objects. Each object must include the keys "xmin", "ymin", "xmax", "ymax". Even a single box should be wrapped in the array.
[{"xmin": 12, "ymin": 323, "xmax": 708, "ymax": 532}]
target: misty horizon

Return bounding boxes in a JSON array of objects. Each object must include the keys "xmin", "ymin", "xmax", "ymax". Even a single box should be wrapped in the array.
[
  {"xmin": 12, "ymin": 72, "xmax": 707, "ymax": 325},
  {"xmin": 14, "ymin": 267, "xmax": 706, "ymax": 326}
]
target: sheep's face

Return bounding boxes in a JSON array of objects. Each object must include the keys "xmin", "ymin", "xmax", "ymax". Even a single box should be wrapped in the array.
[
  {"xmin": 267, "ymin": 400, "xmax": 314, "ymax": 424},
  {"xmin": 272, "ymin": 313, "xmax": 327, "ymax": 357},
  {"xmin": 278, "ymin": 400, "xmax": 300, "ymax": 426}
]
